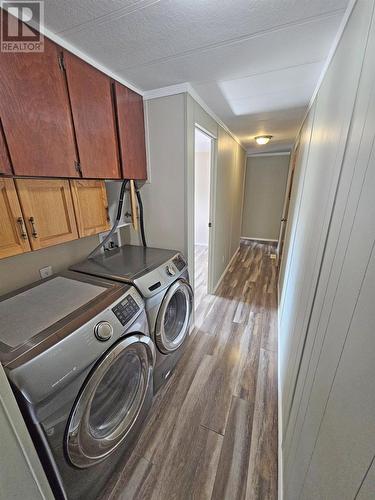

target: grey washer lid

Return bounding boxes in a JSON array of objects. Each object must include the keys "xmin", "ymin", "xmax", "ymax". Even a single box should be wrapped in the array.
[
  {"xmin": 71, "ymin": 244, "xmax": 179, "ymax": 283},
  {"xmin": 0, "ymin": 276, "xmax": 105, "ymax": 348},
  {"xmin": 0, "ymin": 271, "xmax": 128, "ymax": 367}
]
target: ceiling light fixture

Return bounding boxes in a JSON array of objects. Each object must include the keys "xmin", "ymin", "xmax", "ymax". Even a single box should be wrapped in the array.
[{"xmin": 255, "ymin": 135, "xmax": 273, "ymax": 145}]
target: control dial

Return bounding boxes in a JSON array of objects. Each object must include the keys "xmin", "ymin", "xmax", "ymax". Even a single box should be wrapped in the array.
[
  {"xmin": 94, "ymin": 321, "xmax": 113, "ymax": 341},
  {"xmin": 166, "ymin": 264, "xmax": 176, "ymax": 277}
]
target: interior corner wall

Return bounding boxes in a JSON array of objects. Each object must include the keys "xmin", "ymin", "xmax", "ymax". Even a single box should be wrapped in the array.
[
  {"xmin": 211, "ymin": 127, "xmax": 246, "ymax": 288},
  {"xmin": 187, "ymin": 94, "xmax": 246, "ymax": 291},
  {"xmin": 241, "ymin": 154, "xmax": 290, "ymax": 241},
  {"xmin": 127, "ymin": 94, "xmax": 187, "ymax": 254},
  {"xmin": 128, "ymin": 92, "xmax": 247, "ymax": 290}
]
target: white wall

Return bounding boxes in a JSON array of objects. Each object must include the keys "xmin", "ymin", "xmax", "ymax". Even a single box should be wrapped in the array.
[
  {"xmin": 241, "ymin": 154, "xmax": 289, "ymax": 241},
  {"xmin": 128, "ymin": 94, "xmax": 187, "ymax": 253},
  {"xmin": 279, "ymin": 0, "xmax": 375, "ymax": 497},
  {"xmin": 209, "ymin": 127, "xmax": 246, "ymax": 288},
  {"xmin": 129, "ymin": 92, "xmax": 247, "ymax": 291},
  {"xmin": 0, "ymin": 234, "xmax": 99, "ymax": 296},
  {"xmin": 194, "ymin": 151, "xmax": 210, "ymax": 246}
]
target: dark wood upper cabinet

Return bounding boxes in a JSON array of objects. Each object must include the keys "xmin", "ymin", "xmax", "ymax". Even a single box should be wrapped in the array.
[
  {"xmin": 0, "ymin": 30, "xmax": 78, "ymax": 178},
  {"xmin": 0, "ymin": 119, "xmax": 12, "ymax": 175},
  {"xmin": 114, "ymin": 83, "xmax": 147, "ymax": 180},
  {"xmin": 63, "ymin": 51, "xmax": 121, "ymax": 179}
]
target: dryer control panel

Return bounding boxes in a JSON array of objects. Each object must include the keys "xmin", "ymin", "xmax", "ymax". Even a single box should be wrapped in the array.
[
  {"xmin": 172, "ymin": 254, "xmax": 186, "ymax": 272},
  {"xmin": 112, "ymin": 295, "xmax": 140, "ymax": 326}
]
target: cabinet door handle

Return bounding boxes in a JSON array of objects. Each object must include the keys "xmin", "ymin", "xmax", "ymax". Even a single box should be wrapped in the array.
[
  {"xmin": 105, "ymin": 206, "xmax": 110, "ymax": 222},
  {"xmin": 17, "ymin": 217, "xmax": 28, "ymax": 240},
  {"xmin": 29, "ymin": 216, "xmax": 38, "ymax": 238}
]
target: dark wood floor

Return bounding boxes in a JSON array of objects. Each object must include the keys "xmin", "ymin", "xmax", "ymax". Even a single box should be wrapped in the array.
[{"xmin": 104, "ymin": 240, "xmax": 278, "ymax": 500}]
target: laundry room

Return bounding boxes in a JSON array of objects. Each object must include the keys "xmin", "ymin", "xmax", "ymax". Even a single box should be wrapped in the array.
[{"xmin": 1, "ymin": 1, "xmax": 375, "ymax": 500}]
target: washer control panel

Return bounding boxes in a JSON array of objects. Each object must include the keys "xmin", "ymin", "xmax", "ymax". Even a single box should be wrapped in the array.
[
  {"xmin": 172, "ymin": 254, "xmax": 187, "ymax": 272},
  {"xmin": 112, "ymin": 295, "xmax": 140, "ymax": 326}
]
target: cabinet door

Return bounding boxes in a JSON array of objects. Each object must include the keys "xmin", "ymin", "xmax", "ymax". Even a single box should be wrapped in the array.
[
  {"xmin": 114, "ymin": 83, "xmax": 147, "ymax": 180},
  {"xmin": 64, "ymin": 52, "xmax": 120, "ymax": 179},
  {"xmin": 0, "ymin": 179, "xmax": 31, "ymax": 259},
  {"xmin": 15, "ymin": 179, "xmax": 78, "ymax": 250},
  {"xmin": 0, "ymin": 119, "xmax": 12, "ymax": 175},
  {"xmin": 70, "ymin": 180, "xmax": 110, "ymax": 237},
  {"xmin": 0, "ymin": 23, "xmax": 78, "ymax": 177}
]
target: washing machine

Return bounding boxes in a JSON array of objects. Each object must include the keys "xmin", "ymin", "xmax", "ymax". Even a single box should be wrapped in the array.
[
  {"xmin": 71, "ymin": 245, "xmax": 194, "ymax": 391},
  {"xmin": 0, "ymin": 271, "xmax": 155, "ymax": 500}
]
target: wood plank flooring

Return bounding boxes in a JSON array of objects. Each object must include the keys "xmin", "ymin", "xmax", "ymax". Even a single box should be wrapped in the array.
[{"xmin": 103, "ymin": 240, "xmax": 278, "ymax": 500}]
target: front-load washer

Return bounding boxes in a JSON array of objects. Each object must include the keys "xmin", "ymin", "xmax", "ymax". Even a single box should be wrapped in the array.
[
  {"xmin": 71, "ymin": 245, "xmax": 194, "ymax": 391},
  {"xmin": 0, "ymin": 271, "xmax": 155, "ymax": 500}
]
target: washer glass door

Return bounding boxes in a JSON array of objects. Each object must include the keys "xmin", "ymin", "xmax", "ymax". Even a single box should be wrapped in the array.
[
  {"xmin": 155, "ymin": 279, "xmax": 193, "ymax": 353},
  {"xmin": 66, "ymin": 335, "xmax": 155, "ymax": 468}
]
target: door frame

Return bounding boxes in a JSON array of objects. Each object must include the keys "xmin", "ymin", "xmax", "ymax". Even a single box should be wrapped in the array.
[
  {"xmin": 277, "ymin": 143, "xmax": 299, "ymax": 266},
  {"xmin": 187, "ymin": 123, "xmax": 217, "ymax": 296}
]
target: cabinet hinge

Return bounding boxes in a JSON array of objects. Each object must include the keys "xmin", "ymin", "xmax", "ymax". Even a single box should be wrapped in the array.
[
  {"xmin": 74, "ymin": 160, "xmax": 82, "ymax": 176},
  {"xmin": 58, "ymin": 53, "xmax": 65, "ymax": 71}
]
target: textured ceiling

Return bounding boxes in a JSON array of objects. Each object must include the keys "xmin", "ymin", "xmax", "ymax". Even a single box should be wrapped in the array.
[{"xmin": 42, "ymin": 0, "xmax": 349, "ymax": 152}]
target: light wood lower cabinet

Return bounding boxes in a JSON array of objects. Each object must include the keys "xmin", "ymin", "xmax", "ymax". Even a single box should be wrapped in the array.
[
  {"xmin": 0, "ymin": 178, "xmax": 31, "ymax": 259},
  {"xmin": 0, "ymin": 178, "xmax": 110, "ymax": 260},
  {"xmin": 70, "ymin": 180, "xmax": 110, "ymax": 237},
  {"xmin": 15, "ymin": 179, "xmax": 78, "ymax": 250}
]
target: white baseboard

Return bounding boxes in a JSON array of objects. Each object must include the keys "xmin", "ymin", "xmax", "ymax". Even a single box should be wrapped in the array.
[
  {"xmin": 241, "ymin": 236, "xmax": 278, "ymax": 243},
  {"xmin": 213, "ymin": 247, "xmax": 240, "ymax": 294}
]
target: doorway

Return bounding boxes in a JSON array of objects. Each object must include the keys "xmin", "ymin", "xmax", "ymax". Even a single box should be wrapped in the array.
[
  {"xmin": 194, "ymin": 127, "xmax": 214, "ymax": 306},
  {"xmin": 277, "ymin": 141, "xmax": 300, "ymax": 267}
]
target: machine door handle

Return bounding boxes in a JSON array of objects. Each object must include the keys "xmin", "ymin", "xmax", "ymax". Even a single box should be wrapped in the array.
[
  {"xmin": 29, "ymin": 216, "xmax": 38, "ymax": 238},
  {"xmin": 17, "ymin": 217, "xmax": 28, "ymax": 240}
]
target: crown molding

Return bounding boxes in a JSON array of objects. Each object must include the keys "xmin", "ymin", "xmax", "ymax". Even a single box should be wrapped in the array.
[
  {"xmin": 295, "ymin": 0, "xmax": 358, "ymax": 140},
  {"xmin": 143, "ymin": 83, "xmax": 245, "ymax": 150},
  {"xmin": 247, "ymin": 151, "xmax": 291, "ymax": 158},
  {"xmin": 43, "ymin": 27, "xmax": 143, "ymax": 94}
]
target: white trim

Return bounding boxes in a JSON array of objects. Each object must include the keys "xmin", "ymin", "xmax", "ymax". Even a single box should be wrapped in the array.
[
  {"xmin": 247, "ymin": 152, "xmax": 291, "ymax": 158},
  {"xmin": 195, "ymin": 123, "xmax": 218, "ymax": 140},
  {"xmin": 241, "ymin": 236, "xmax": 278, "ymax": 243},
  {"xmin": 278, "ymin": 295, "xmax": 283, "ymax": 500},
  {"xmin": 295, "ymin": 0, "xmax": 358, "ymax": 140},
  {"xmin": 40, "ymin": 27, "xmax": 143, "ymax": 95},
  {"xmin": 207, "ymin": 135, "xmax": 217, "ymax": 294},
  {"xmin": 143, "ymin": 100, "xmax": 152, "ymax": 183},
  {"xmin": 142, "ymin": 83, "xmax": 190, "ymax": 100},
  {"xmin": 189, "ymin": 85, "xmax": 244, "ymax": 150},
  {"xmin": 213, "ymin": 246, "xmax": 240, "ymax": 294},
  {"xmin": 143, "ymin": 83, "xmax": 245, "ymax": 150}
]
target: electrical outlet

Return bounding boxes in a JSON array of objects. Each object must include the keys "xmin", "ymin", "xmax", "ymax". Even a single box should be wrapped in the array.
[
  {"xmin": 39, "ymin": 266, "xmax": 53, "ymax": 279},
  {"xmin": 98, "ymin": 230, "xmax": 120, "ymax": 252}
]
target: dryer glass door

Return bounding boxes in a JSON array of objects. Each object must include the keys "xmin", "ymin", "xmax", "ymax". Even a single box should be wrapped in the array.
[
  {"xmin": 155, "ymin": 279, "xmax": 193, "ymax": 353},
  {"xmin": 66, "ymin": 335, "xmax": 155, "ymax": 468}
]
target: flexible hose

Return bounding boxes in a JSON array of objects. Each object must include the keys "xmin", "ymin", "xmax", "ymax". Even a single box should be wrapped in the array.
[
  {"xmin": 87, "ymin": 179, "xmax": 129, "ymax": 259},
  {"xmin": 135, "ymin": 182, "xmax": 147, "ymax": 247}
]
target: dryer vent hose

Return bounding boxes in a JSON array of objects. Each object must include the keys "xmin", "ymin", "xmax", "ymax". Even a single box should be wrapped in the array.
[
  {"xmin": 88, "ymin": 179, "xmax": 147, "ymax": 260},
  {"xmin": 135, "ymin": 183, "xmax": 147, "ymax": 248}
]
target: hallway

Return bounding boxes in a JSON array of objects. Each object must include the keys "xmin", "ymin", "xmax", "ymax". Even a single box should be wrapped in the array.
[{"xmin": 105, "ymin": 241, "xmax": 278, "ymax": 500}]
